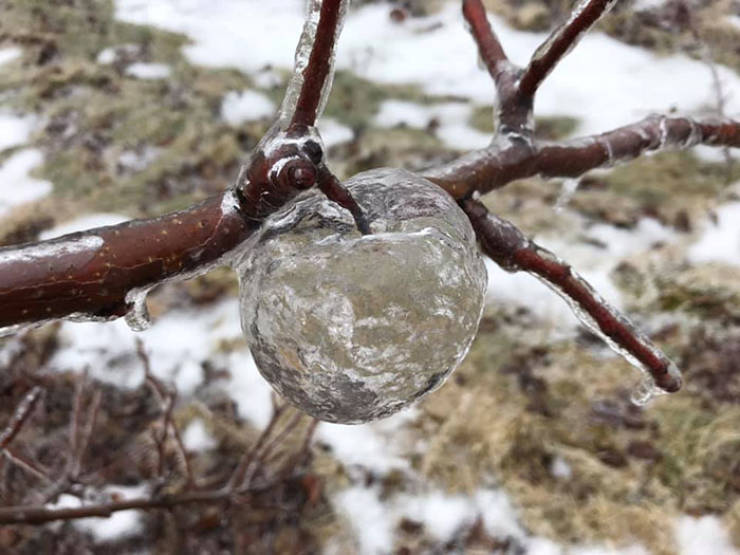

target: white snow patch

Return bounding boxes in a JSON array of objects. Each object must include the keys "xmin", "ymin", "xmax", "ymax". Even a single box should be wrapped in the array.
[
  {"xmin": 0, "ymin": 149, "xmax": 52, "ymax": 216},
  {"xmin": 691, "ymin": 144, "xmax": 731, "ymax": 163},
  {"xmin": 726, "ymin": 15, "xmax": 740, "ymax": 31},
  {"xmin": 571, "ymin": 546, "xmax": 649, "ymax": 555},
  {"xmin": 125, "ymin": 62, "xmax": 171, "ymax": 79},
  {"xmin": 334, "ymin": 486, "xmax": 393, "ymax": 555},
  {"xmin": 485, "ymin": 216, "xmax": 677, "ymax": 334},
  {"xmin": 688, "ymin": 202, "xmax": 740, "ymax": 266},
  {"xmin": 550, "ymin": 456, "xmax": 572, "ymax": 480},
  {"xmin": 221, "ymin": 89, "xmax": 276, "ymax": 125},
  {"xmin": 97, "ymin": 47, "xmax": 117, "ymax": 65},
  {"xmin": 40, "ymin": 213, "xmax": 129, "ymax": 240},
  {"xmin": 0, "ymin": 47, "xmax": 22, "ymax": 66},
  {"xmin": 393, "ymin": 488, "xmax": 524, "ymax": 543},
  {"xmin": 633, "ymin": 0, "xmax": 667, "ymax": 11},
  {"xmin": 0, "ymin": 112, "xmax": 37, "ymax": 152},
  {"xmin": 115, "ymin": 0, "xmax": 306, "ymax": 72},
  {"xmin": 47, "ymin": 486, "xmax": 147, "ymax": 542},
  {"xmin": 319, "ymin": 117, "xmax": 354, "ymax": 149},
  {"xmin": 114, "ymin": 1, "xmax": 739, "ymax": 138},
  {"xmin": 375, "ymin": 100, "xmax": 490, "ymax": 150},
  {"xmin": 47, "ymin": 300, "xmax": 238, "ymax": 394},
  {"xmin": 118, "ymin": 147, "xmax": 161, "ymax": 172},
  {"xmin": 317, "ymin": 408, "xmax": 418, "ymax": 474},
  {"xmin": 96, "ymin": 44, "xmax": 139, "ymax": 65},
  {"xmin": 675, "ymin": 515, "xmax": 739, "ymax": 555},
  {"xmin": 223, "ymin": 348, "xmax": 275, "ymax": 429},
  {"xmin": 253, "ymin": 67, "xmax": 284, "ymax": 89},
  {"xmin": 182, "ymin": 418, "xmax": 218, "ymax": 451}
]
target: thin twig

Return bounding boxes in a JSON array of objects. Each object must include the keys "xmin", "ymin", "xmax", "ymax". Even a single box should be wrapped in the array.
[
  {"xmin": 0, "ymin": 386, "xmax": 43, "ymax": 451},
  {"xmin": 137, "ymin": 339, "xmax": 193, "ymax": 485},
  {"xmin": 461, "ymin": 198, "xmax": 681, "ymax": 393},
  {"xmin": 519, "ymin": 0, "xmax": 616, "ymax": 98},
  {"xmin": 0, "ymin": 489, "xmax": 233, "ymax": 525},
  {"xmin": 316, "ymin": 166, "xmax": 371, "ymax": 234},
  {"xmin": 462, "ymin": 0, "xmax": 508, "ymax": 81},
  {"xmin": 227, "ymin": 400, "xmax": 286, "ymax": 491},
  {"xmin": 3, "ymin": 447, "xmax": 52, "ymax": 485}
]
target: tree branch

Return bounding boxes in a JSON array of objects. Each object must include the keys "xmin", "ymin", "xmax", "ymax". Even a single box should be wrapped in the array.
[
  {"xmin": 291, "ymin": 0, "xmax": 347, "ymax": 128},
  {"xmin": 0, "ymin": 192, "xmax": 253, "ymax": 331},
  {"xmin": 0, "ymin": 489, "xmax": 234, "ymax": 525},
  {"xmin": 0, "ymin": 386, "xmax": 43, "ymax": 451},
  {"xmin": 424, "ymin": 116, "xmax": 740, "ymax": 197},
  {"xmin": 518, "ymin": 0, "xmax": 616, "ymax": 98},
  {"xmin": 461, "ymin": 198, "xmax": 682, "ymax": 394},
  {"xmin": 462, "ymin": 0, "xmax": 508, "ymax": 81}
]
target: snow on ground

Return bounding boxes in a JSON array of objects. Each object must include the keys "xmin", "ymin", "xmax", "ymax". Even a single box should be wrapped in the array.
[
  {"xmin": 675, "ymin": 515, "xmax": 740, "ymax": 555},
  {"xmin": 0, "ymin": 149, "xmax": 52, "ymax": 217},
  {"xmin": 688, "ymin": 201, "xmax": 740, "ymax": 267},
  {"xmin": 375, "ymin": 100, "xmax": 490, "ymax": 150},
  {"xmin": 485, "ymin": 214, "xmax": 678, "ymax": 335},
  {"xmin": 182, "ymin": 418, "xmax": 218, "ymax": 451},
  {"xmin": 0, "ymin": 46, "xmax": 22, "ymax": 67},
  {"xmin": 125, "ymin": 62, "xmax": 172, "ymax": 79},
  {"xmin": 317, "ymin": 408, "xmax": 420, "ymax": 474},
  {"xmin": 0, "ymin": 0, "xmax": 735, "ymax": 550},
  {"xmin": 47, "ymin": 485, "xmax": 147, "ymax": 542},
  {"xmin": 333, "ymin": 480, "xmax": 657, "ymax": 555},
  {"xmin": 318, "ymin": 117, "xmax": 354, "ymax": 149},
  {"xmin": 115, "ymin": 0, "xmax": 740, "ymax": 138},
  {"xmin": 0, "ymin": 112, "xmax": 38, "ymax": 151},
  {"xmin": 221, "ymin": 89, "xmax": 276, "ymax": 125}
]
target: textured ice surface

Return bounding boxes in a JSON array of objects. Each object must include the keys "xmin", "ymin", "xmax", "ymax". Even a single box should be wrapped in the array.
[{"xmin": 237, "ymin": 168, "xmax": 487, "ymax": 423}]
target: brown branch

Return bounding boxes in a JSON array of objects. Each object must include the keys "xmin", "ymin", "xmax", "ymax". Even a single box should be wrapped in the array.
[
  {"xmin": 462, "ymin": 0, "xmax": 508, "ymax": 81},
  {"xmin": 316, "ymin": 165, "xmax": 371, "ymax": 234},
  {"xmin": 518, "ymin": 0, "xmax": 616, "ymax": 98},
  {"xmin": 0, "ymin": 192, "xmax": 253, "ymax": 331},
  {"xmin": 291, "ymin": 0, "xmax": 346, "ymax": 128},
  {"xmin": 137, "ymin": 340, "xmax": 193, "ymax": 484},
  {"xmin": 68, "ymin": 379, "xmax": 101, "ymax": 480},
  {"xmin": 227, "ymin": 399, "xmax": 286, "ymax": 491},
  {"xmin": 0, "ymin": 386, "xmax": 43, "ymax": 451},
  {"xmin": 461, "ymin": 198, "xmax": 682, "ymax": 393},
  {"xmin": 424, "ymin": 116, "xmax": 740, "ymax": 197},
  {"xmin": 0, "ymin": 489, "xmax": 234, "ymax": 525},
  {"xmin": 3, "ymin": 447, "xmax": 52, "ymax": 485}
]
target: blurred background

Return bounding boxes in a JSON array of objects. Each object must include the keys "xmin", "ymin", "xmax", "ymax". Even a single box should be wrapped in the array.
[{"xmin": 0, "ymin": 0, "xmax": 739, "ymax": 553}]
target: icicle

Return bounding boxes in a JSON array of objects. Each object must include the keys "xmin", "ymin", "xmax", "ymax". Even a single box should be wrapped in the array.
[
  {"xmin": 124, "ymin": 288, "xmax": 152, "ymax": 332},
  {"xmin": 554, "ymin": 178, "xmax": 580, "ymax": 212}
]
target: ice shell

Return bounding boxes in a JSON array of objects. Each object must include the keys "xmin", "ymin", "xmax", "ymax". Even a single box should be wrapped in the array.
[{"xmin": 236, "ymin": 168, "xmax": 487, "ymax": 423}]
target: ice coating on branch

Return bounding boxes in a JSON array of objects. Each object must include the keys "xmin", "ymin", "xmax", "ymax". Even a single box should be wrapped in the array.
[
  {"xmin": 124, "ymin": 287, "xmax": 152, "ymax": 332},
  {"xmin": 525, "ymin": 0, "xmax": 618, "ymax": 87},
  {"xmin": 236, "ymin": 168, "xmax": 487, "ymax": 423},
  {"xmin": 279, "ymin": 0, "xmax": 349, "ymax": 125},
  {"xmin": 525, "ymin": 245, "xmax": 681, "ymax": 405}
]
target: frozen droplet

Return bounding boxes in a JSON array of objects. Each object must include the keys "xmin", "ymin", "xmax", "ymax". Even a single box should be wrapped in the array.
[
  {"xmin": 124, "ymin": 288, "xmax": 151, "ymax": 332},
  {"xmin": 236, "ymin": 168, "xmax": 488, "ymax": 423},
  {"xmin": 554, "ymin": 178, "xmax": 579, "ymax": 212},
  {"xmin": 630, "ymin": 376, "xmax": 665, "ymax": 406}
]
